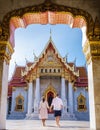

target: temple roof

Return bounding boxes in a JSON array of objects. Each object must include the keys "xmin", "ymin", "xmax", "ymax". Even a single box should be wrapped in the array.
[
  {"xmin": 8, "ymin": 66, "xmax": 27, "ymax": 96},
  {"xmin": 8, "ymin": 64, "xmax": 88, "ymax": 96},
  {"xmin": 22, "ymin": 39, "xmax": 79, "ymax": 78},
  {"xmin": 74, "ymin": 66, "xmax": 88, "ymax": 87},
  {"xmin": 8, "ymin": 39, "xmax": 88, "ymax": 96},
  {"xmin": 77, "ymin": 67, "xmax": 87, "ymax": 78}
]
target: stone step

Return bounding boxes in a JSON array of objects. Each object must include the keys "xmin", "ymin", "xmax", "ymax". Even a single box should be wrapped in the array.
[
  {"xmin": 25, "ymin": 113, "xmax": 77, "ymax": 120},
  {"xmin": 7, "ymin": 112, "xmax": 26, "ymax": 120}
]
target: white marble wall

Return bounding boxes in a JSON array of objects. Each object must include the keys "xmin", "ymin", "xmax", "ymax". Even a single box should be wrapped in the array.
[
  {"xmin": 40, "ymin": 77, "xmax": 61, "ymax": 97},
  {"xmin": 11, "ymin": 87, "xmax": 28, "ymax": 113}
]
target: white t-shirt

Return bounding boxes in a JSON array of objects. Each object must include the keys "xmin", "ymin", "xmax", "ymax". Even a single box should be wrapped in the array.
[{"xmin": 51, "ymin": 97, "xmax": 63, "ymax": 110}]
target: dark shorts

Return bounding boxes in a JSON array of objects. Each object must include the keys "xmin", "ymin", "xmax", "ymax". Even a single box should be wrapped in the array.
[{"xmin": 54, "ymin": 110, "xmax": 62, "ymax": 117}]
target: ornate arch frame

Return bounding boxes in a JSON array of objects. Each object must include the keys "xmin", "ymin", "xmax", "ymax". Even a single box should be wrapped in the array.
[
  {"xmin": 0, "ymin": 1, "xmax": 100, "ymax": 129},
  {"xmin": 15, "ymin": 94, "xmax": 24, "ymax": 112},
  {"xmin": 43, "ymin": 83, "xmax": 57, "ymax": 100},
  {"xmin": 77, "ymin": 93, "xmax": 87, "ymax": 112},
  {"xmin": 0, "ymin": 0, "xmax": 95, "ymax": 47}
]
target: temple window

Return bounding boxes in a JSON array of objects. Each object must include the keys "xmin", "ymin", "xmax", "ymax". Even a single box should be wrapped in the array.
[
  {"xmin": 45, "ymin": 69, "xmax": 47, "ymax": 73},
  {"xmin": 41, "ymin": 69, "xmax": 43, "ymax": 73},
  {"xmin": 54, "ymin": 69, "xmax": 56, "ymax": 73},
  {"xmin": 49, "ymin": 69, "xmax": 52, "ymax": 73},
  {"xmin": 58, "ymin": 69, "xmax": 60, "ymax": 73},
  {"xmin": 77, "ymin": 93, "xmax": 87, "ymax": 112},
  {"xmin": 15, "ymin": 94, "xmax": 24, "ymax": 112}
]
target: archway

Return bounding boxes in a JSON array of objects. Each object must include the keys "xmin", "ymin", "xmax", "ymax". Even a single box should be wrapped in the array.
[
  {"xmin": 43, "ymin": 83, "xmax": 57, "ymax": 114},
  {"xmin": 47, "ymin": 91, "xmax": 54, "ymax": 107},
  {"xmin": 47, "ymin": 91, "xmax": 54, "ymax": 113},
  {"xmin": 0, "ymin": 0, "xmax": 100, "ymax": 129}
]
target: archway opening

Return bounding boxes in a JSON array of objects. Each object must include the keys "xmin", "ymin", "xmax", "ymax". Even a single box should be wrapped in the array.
[
  {"xmin": 47, "ymin": 91, "xmax": 54, "ymax": 113},
  {"xmin": 8, "ymin": 24, "xmax": 86, "ymax": 80},
  {"xmin": 8, "ymin": 11, "xmax": 88, "ymax": 119},
  {"xmin": 47, "ymin": 91, "xmax": 54, "ymax": 107},
  {"xmin": 6, "ymin": 1, "xmax": 91, "ymax": 123}
]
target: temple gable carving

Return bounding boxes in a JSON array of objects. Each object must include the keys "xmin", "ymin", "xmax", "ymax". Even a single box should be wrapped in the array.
[{"xmin": 38, "ymin": 49, "xmax": 62, "ymax": 67}]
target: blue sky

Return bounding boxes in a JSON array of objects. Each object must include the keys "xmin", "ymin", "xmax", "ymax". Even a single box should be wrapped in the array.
[{"xmin": 9, "ymin": 24, "xmax": 86, "ymax": 80}]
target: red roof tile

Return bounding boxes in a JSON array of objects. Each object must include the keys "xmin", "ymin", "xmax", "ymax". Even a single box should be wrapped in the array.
[
  {"xmin": 74, "ymin": 66, "xmax": 88, "ymax": 87},
  {"xmin": 8, "ymin": 66, "xmax": 27, "ymax": 96}
]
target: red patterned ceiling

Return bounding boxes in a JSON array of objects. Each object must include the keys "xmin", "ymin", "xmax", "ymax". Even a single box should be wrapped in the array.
[{"xmin": 9, "ymin": 11, "xmax": 86, "ymax": 46}]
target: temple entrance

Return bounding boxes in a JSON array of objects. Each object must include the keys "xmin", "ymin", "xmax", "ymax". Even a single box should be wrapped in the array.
[
  {"xmin": 47, "ymin": 91, "xmax": 54, "ymax": 107},
  {"xmin": 47, "ymin": 91, "xmax": 54, "ymax": 113}
]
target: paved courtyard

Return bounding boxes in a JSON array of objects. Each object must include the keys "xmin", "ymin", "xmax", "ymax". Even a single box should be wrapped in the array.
[{"xmin": 6, "ymin": 120, "xmax": 90, "ymax": 130}]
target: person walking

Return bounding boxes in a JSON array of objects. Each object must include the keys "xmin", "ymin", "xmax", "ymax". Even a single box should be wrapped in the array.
[
  {"xmin": 39, "ymin": 96, "xmax": 49, "ymax": 126},
  {"xmin": 50, "ymin": 93, "xmax": 63, "ymax": 127}
]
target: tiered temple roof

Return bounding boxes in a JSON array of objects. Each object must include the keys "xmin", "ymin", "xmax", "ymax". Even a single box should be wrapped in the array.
[
  {"xmin": 8, "ymin": 38, "xmax": 88, "ymax": 96},
  {"xmin": 8, "ymin": 63, "xmax": 88, "ymax": 97}
]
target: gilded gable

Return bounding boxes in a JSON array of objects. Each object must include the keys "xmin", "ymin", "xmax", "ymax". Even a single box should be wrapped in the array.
[{"xmin": 38, "ymin": 49, "xmax": 62, "ymax": 68}]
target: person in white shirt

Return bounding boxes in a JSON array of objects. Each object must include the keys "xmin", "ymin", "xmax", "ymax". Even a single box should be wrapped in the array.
[{"xmin": 50, "ymin": 93, "xmax": 63, "ymax": 127}]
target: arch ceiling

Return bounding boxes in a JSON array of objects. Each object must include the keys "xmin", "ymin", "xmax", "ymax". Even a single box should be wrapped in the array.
[
  {"xmin": 0, "ymin": 0, "xmax": 100, "ymax": 47},
  {"xmin": 10, "ymin": 12, "xmax": 86, "ymax": 46}
]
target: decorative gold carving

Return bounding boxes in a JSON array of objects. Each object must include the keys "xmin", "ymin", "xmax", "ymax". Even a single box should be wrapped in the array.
[
  {"xmin": 0, "ymin": 0, "xmax": 93, "ymax": 42},
  {"xmin": 43, "ymin": 83, "xmax": 57, "ymax": 100},
  {"xmin": 88, "ymin": 17, "xmax": 100, "ymax": 41},
  {"xmin": 83, "ymin": 40, "xmax": 91, "ymax": 64},
  {"xmin": 39, "ymin": 50, "xmax": 62, "ymax": 68},
  {"xmin": 90, "ymin": 41, "xmax": 100, "ymax": 56},
  {"xmin": 15, "ymin": 94, "xmax": 24, "ymax": 112},
  {"xmin": 77, "ymin": 93, "xmax": 87, "ymax": 112},
  {"xmin": 83, "ymin": 40, "xmax": 100, "ymax": 64},
  {"xmin": 23, "ymin": 41, "xmax": 78, "ymax": 80},
  {"xmin": 0, "ymin": 22, "xmax": 2, "ymax": 36},
  {"xmin": 94, "ymin": 17, "xmax": 100, "ymax": 36},
  {"xmin": 0, "ymin": 41, "xmax": 14, "ymax": 64}
]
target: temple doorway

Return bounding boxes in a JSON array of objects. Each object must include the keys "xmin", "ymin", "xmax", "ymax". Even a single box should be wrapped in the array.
[
  {"xmin": 47, "ymin": 91, "xmax": 54, "ymax": 113},
  {"xmin": 47, "ymin": 91, "xmax": 54, "ymax": 107}
]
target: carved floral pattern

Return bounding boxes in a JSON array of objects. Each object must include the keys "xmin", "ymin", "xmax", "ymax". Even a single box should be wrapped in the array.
[{"xmin": 0, "ymin": 0, "xmax": 95, "ymax": 42}]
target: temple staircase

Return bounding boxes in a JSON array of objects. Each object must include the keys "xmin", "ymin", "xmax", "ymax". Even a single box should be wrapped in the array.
[
  {"xmin": 7, "ymin": 112, "xmax": 26, "ymax": 120},
  {"xmin": 25, "ymin": 113, "xmax": 77, "ymax": 120}
]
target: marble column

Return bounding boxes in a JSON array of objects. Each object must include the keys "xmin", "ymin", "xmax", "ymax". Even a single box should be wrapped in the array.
[
  {"xmin": 11, "ymin": 88, "xmax": 16, "ymax": 112},
  {"xmin": 34, "ymin": 77, "xmax": 40, "ymax": 113},
  {"xmin": 83, "ymin": 38, "xmax": 100, "ymax": 130},
  {"xmin": 27, "ymin": 82, "xmax": 33, "ymax": 115},
  {"xmin": 61, "ymin": 77, "xmax": 67, "ymax": 113},
  {"xmin": 68, "ymin": 82, "xmax": 74, "ymax": 114},
  {"xmin": 88, "ymin": 60, "xmax": 100, "ymax": 130},
  {"xmin": 0, "ymin": 61, "xmax": 9, "ymax": 129},
  {"xmin": 0, "ymin": 41, "xmax": 13, "ymax": 129}
]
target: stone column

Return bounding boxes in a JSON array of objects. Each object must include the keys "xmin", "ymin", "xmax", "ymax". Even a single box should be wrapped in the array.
[
  {"xmin": 0, "ymin": 41, "xmax": 13, "ymax": 129},
  {"xmin": 11, "ymin": 87, "xmax": 16, "ymax": 112},
  {"xmin": 61, "ymin": 77, "xmax": 67, "ymax": 113},
  {"xmin": 27, "ymin": 81, "xmax": 33, "ymax": 115},
  {"xmin": 83, "ymin": 32, "xmax": 100, "ymax": 130},
  {"xmin": 68, "ymin": 82, "xmax": 74, "ymax": 114},
  {"xmin": 34, "ymin": 77, "xmax": 40, "ymax": 113}
]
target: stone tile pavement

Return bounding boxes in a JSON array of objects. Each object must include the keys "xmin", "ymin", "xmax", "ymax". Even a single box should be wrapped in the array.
[{"xmin": 6, "ymin": 120, "xmax": 91, "ymax": 130}]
